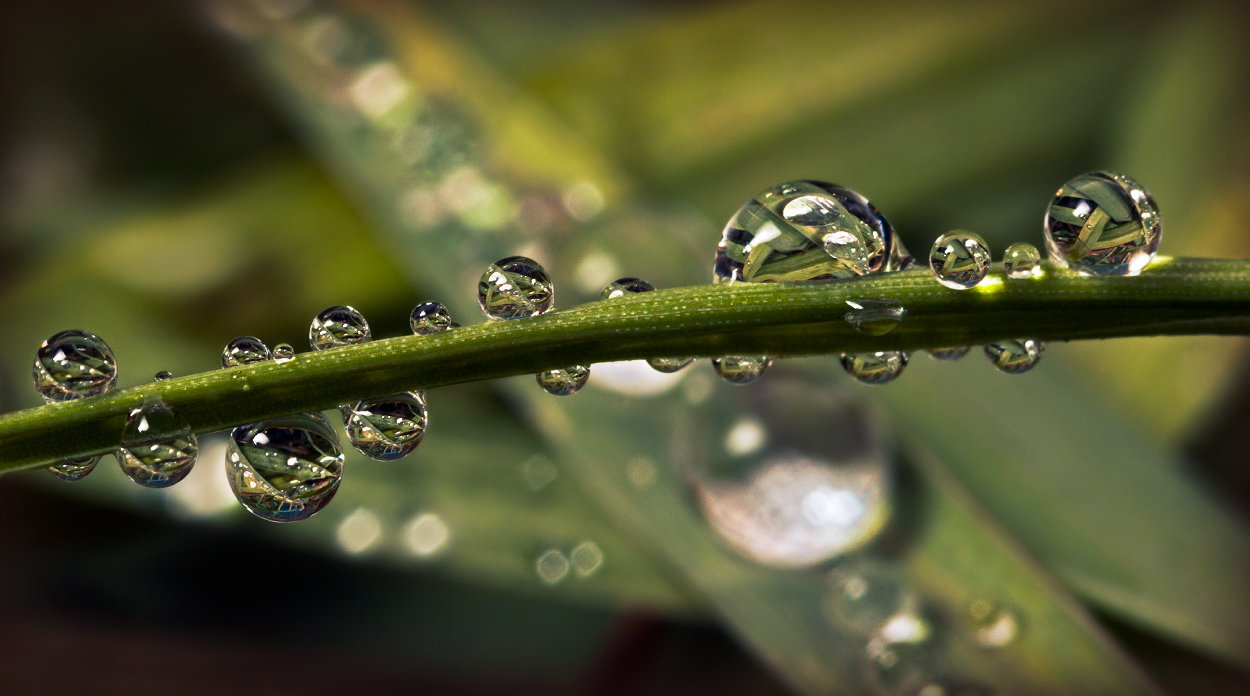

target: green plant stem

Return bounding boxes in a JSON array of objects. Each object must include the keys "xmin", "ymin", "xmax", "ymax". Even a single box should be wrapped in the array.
[{"xmin": 2, "ymin": 257, "xmax": 1249, "ymax": 472}]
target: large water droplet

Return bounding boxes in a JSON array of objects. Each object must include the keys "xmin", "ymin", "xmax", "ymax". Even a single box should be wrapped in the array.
[
  {"xmin": 927, "ymin": 346, "xmax": 970, "ymax": 361},
  {"xmin": 273, "ymin": 343, "xmax": 295, "ymax": 362},
  {"xmin": 712, "ymin": 356, "xmax": 772, "ymax": 385},
  {"xmin": 690, "ymin": 375, "xmax": 891, "ymax": 567},
  {"xmin": 841, "ymin": 351, "xmax": 908, "ymax": 385},
  {"xmin": 342, "ymin": 392, "xmax": 427, "ymax": 460},
  {"xmin": 48, "ymin": 456, "xmax": 101, "ymax": 482},
  {"xmin": 599, "ymin": 277, "xmax": 692, "ymax": 373},
  {"xmin": 1044, "ymin": 171, "xmax": 1161, "ymax": 276},
  {"xmin": 32, "ymin": 330, "xmax": 118, "ymax": 403},
  {"xmin": 714, "ymin": 180, "xmax": 901, "ymax": 283},
  {"xmin": 844, "ymin": 299, "xmax": 906, "ymax": 336},
  {"xmin": 968, "ymin": 599, "xmax": 1019, "ymax": 649},
  {"xmin": 984, "ymin": 339, "xmax": 1042, "ymax": 374},
  {"xmin": 310, "ymin": 305, "xmax": 371, "ymax": 350},
  {"xmin": 117, "ymin": 395, "xmax": 198, "ymax": 488},
  {"xmin": 930, "ymin": 231, "xmax": 991, "ymax": 290},
  {"xmin": 1002, "ymin": 242, "xmax": 1041, "ymax": 279},
  {"xmin": 222, "ymin": 336, "xmax": 271, "ymax": 367},
  {"xmin": 478, "ymin": 255, "xmax": 554, "ymax": 320},
  {"xmin": 227, "ymin": 412, "xmax": 344, "ymax": 522},
  {"xmin": 537, "ymin": 365, "xmax": 590, "ymax": 396},
  {"xmin": 410, "ymin": 301, "xmax": 454, "ymax": 335}
]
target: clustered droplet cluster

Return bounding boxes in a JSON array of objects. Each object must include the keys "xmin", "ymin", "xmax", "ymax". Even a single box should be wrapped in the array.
[{"xmin": 30, "ymin": 171, "xmax": 1160, "ymax": 524}]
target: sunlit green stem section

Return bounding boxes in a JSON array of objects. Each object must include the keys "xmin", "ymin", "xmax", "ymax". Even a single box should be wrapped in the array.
[{"xmin": 2, "ymin": 258, "xmax": 1248, "ymax": 472}]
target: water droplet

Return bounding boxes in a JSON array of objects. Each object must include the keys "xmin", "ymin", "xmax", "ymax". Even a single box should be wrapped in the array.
[
  {"xmin": 32, "ymin": 330, "xmax": 117, "ymax": 403},
  {"xmin": 537, "ymin": 365, "xmax": 590, "ymax": 396},
  {"xmin": 712, "ymin": 356, "xmax": 772, "ymax": 385},
  {"xmin": 273, "ymin": 343, "xmax": 295, "ymax": 363},
  {"xmin": 984, "ymin": 339, "xmax": 1042, "ymax": 374},
  {"xmin": 599, "ymin": 276, "xmax": 655, "ymax": 299},
  {"xmin": 841, "ymin": 351, "xmax": 908, "ymax": 385},
  {"xmin": 1044, "ymin": 171, "xmax": 1161, "ymax": 276},
  {"xmin": 535, "ymin": 548, "xmax": 570, "ymax": 585},
  {"xmin": 930, "ymin": 231, "xmax": 991, "ymax": 289},
  {"xmin": 968, "ymin": 599, "xmax": 1019, "ymax": 649},
  {"xmin": 844, "ymin": 299, "xmax": 906, "ymax": 336},
  {"xmin": 227, "ymin": 412, "xmax": 344, "ymax": 522},
  {"xmin": 309, "ymin": 305, "xmax": 371, "ymax": 350},
  {"xmin": 154, "ymin": 371, "xmax": 172, "ymax": 381},
  {"xmin": 48, "ymin": 456, "xmax": 100, "ymax": 482},
  {"xmin": 826, "ymin": 562, "xmax": 905, "ymax": 634},
  {"xmin": 647, "ymin": 356, "xmax": 694, "ymax": 373},
  {"xmin": 410, "ymin": 301, "xmax": 454, "ymax": 335},
  {"xmin": 715, "ymin": 180, "xmax": 900, "ymax": 283},
  {"xmin": 405, "ymin": 512, "xmax": 450, "ymax": 556},
  {"xmin": 117, "ymin": 396, "xmax": 198, "ymax": 488},
  {"xmin": 570, "ymin": 541, "xmax": 604, "ymax": 577},
  {"xmin": 222, "ymin": 336, "xmax": 271, "ymax": 367},
  {"xmin": 336, "ymin": 508, "xmax": 383, "ymax": 554},
  {"xmin": 342, "ymin": 392, "xmax": 427, "ymax": 460},
  {"xmin": 1002, "ymin": 242, "xmax": 1041, "ymax": 279},
  {"xmin": 927, "ymin": 346, "xmax": 970, "ymax": 361},
  {"xmin": 887, "ymin": 236, "xmax": 916, "ymax": 272},
  {"xmin": 694, "ymin": 380, "xmax": 891, "ymax": 567},
  {"xmin": 478, "ymin": 255, "xmax": 554, "ymax": 320},
  {"xmin": 866, "ymin": 637, "xmax": 930, "ymax": 695}
]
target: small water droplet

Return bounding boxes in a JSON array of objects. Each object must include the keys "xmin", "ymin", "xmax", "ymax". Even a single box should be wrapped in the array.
[
  {"xmin": 537, "ymin": 365, "xmax": 590, "ymax": 395},
  {"xmin": 712, "ymin": 356, "xmax": 772, "ymax": 385},
  {"xmin": 984, "ymin": 339, "xmax": 1042, "ymax": 374},
  {"xmin": 1002, "ymin": 242, "xmax": 1041, "ymax": 279},
  {"xmin": 968, "ymin": 599, "xmax": 1019, "ymax": 649},
  {"xmin": 409, "ymin": 301, "xmax": 454, "ymax": 335},
  {"xmin": 222, "ymin": 336, "xmax": 271, "ymax": 367},
  {"xmin": 826, "ymin": 562, "xmax": 905, "ymax": 634},
  {"xmin": 48, "ymin": 456, "xmax": 100, "ymax": 482},
  {"xmin": 273, "ymin": 343, "xmax": 295, "ymax": 363},
  {"xmin": 478, "ymin": 255, "xmax": 554, "ymax": 320},
  {"xmin": 535, "ymin": 548, "xmax": 570, "ymax": 585},
  {"xmin": 1044, "ymin": 171, "xmax": 1161, "ymax": 276},
  {"xmin": 405, "ymin": 512, "xmax": 450, "ymax": 556},
  {"xmin": 841, "ymin": 351, "xmax": 908, "ymax": 385},
  {"xmin": 309, "ymin": 305, "xmax": 371, "ymax": 350},
  {"xmin": 866, "ymin": 638, "xmax": 930, "ymax": 695},
  {"xmin": 117, "ymin": 395, "xmax": 198, "ymax": 488},
  {"xmin": 32, "ymin": 330, "xmax": 117, "ymax": 403},
  {"xmin": 930, "ymin": 231, "xmax": 991, "ymax": 290},
  {"xmin": 598, "ymin": 277, "xmax": 693, "ymax": 372},
  {"xmin": 647, "ymin": 356, "xmax": 694, "ymax": 373},
  {"xmin": 715, "ymin": 180, "xmax": 899, "ymax": 283},
  {"xmin": 154, "ymin": 371, "xmax": 173, "ymax": 381},
  {"xmin": 570, "ymin": 541, "xmax": 604, "ymax": 577},
  {"xmin": 927, "ymin": 346, "xmax": 970, "ymax": 361},
  {"xmin": 342, "ymin": 391, "xmax": 427, "ymax": 460},
  {"xmin": 844, "ymin": 299, "xmax": 906, "ymax": 336},
  {"xmin": 227, "ymin": 412, "xmax": 344, "ymax": 522}
]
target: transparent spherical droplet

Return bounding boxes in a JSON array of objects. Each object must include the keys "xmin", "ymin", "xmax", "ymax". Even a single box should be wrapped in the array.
[
  {"xmin": 714, "ymin": 180, "xmax": 900, "ymax": 284},
  {"xmin": 342, "ymin": 391, "xmax": 427, "ymax": 461},
  {"xmin": 841, "ymin": 351, "xmax": 908, "ymax": 385},
  {"xmin": 599, "ymin": 276, "xmax": 655, "ymax": 299},
  {"xmin": 478, "ymin": 255, "xmax": 554, "ymax": 320},
  {"xmin": 154, "ymin": 371, "xmax": 173, "ymax": 381},
  {"xmin": 647, "ymin": 356, "xmax": 694, "ymax": 373},
  {"xmin": 826, "ymin": 561, "xmax": 906, "ymax": 634},
  {"xmin": 537, "ymin": 365, "xmax": 590, "ymax": 396},
  {"xmin": 222, "ymin": 336, "xmax": 271, "ymax": 367},
  {"xmin": 1044, "ymin": 171, "xmax": 1161, "ymax": 276},
  {"xmin": 48, "ymin": 456, "xmax": 101, "ymax": 482},
  {"xmin": 273, "ymin": 343, "xmax": 295, "ymax": 362},
  {"xmin": 927, "ymin": 346, "xmax": 970, "ymax": 361},
  {"xmin": 693, "ymin": 376, "xmax": 892, "ymax": 568},
  {"xmin": 844, "ymin": 299, "xmax": 906, "ymax": 336},
  {"xmin": 929, "ymin": 231, "xmax": 991, "ymax": 290},
  {"xmin": 227, "ymin": 412, "xmax": 344, "ymax": 522},
  {"xmin": 968, "ymin": 598, "xmax": 1019, "ymax": 649},
  {"xmin": 32, "ymin": 330, "xmax": 118, "ymax": 403},
  {"xmin": 712, "ymin": 356, "xmax": 772, "ymax": 385},
  {"xmin": 984, "ymin": 339, "xmax": 1042, "ymax": 374},
  {"xmin": 1002, "ymin": 242, "xmax": 1041, "ymax": 279},
  {"xmin": 410, "ymin": 301, "xmax": 454, "ymax": 335},
  {"xmin": 117, "ymin": 396, "xmax": 198, "ymax": 488},
  {"xmin": 310, "ymin": 305, "xmax": 371, "ymax": 350}
]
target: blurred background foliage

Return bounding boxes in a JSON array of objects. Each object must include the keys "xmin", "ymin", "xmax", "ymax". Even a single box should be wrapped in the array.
[{"xmin": 2, "ymin": 0, "xmax": 1250, "ymax": 693}]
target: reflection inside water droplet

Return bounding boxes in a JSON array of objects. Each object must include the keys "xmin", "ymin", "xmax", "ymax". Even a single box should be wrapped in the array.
[
  {"xmin": 927, "ymin": 346, "xmax": 970, "ymax": 362},
  {"xmin": 117, "ymin": 395, "xmax": 198, "ymax": 488}
]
